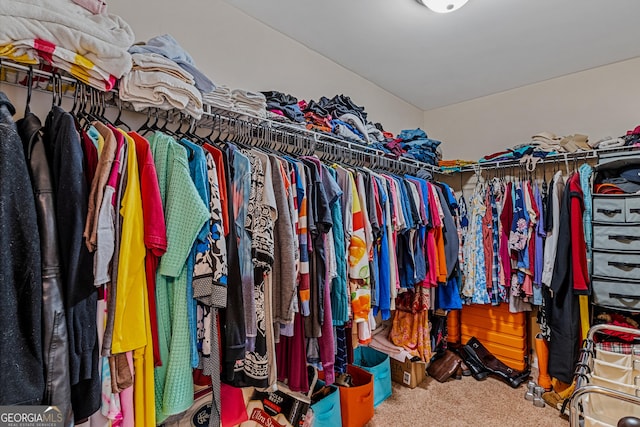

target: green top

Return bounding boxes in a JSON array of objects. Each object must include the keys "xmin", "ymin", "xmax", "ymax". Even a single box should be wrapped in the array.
[{"xmin": 148, "ymin": 132, "xmax": 209, "ymax": 422}]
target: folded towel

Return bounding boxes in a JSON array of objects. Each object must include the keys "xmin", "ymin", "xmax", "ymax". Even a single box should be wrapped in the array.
[
  {"xmin": 130, "ymin": 34, "xmax": 215, "ymax": 93},
  {"xmin": 231, "ymin": 89, "xmax": 267, "ymax": 103},
  {"xmin": 596, "ymin": 137, "xmax": 626, "ymax": 149},
  {"xmin": 131, "ymin": 52, "xmax": 194, "ymax": 83},
  {"xmin": 0, "ymin": 41, "xmax": 117, "ymax": 90},
  {"xmin": 202, "ymin": 85, "xmax": 233, "ymax": 110},
  {"xmin": 119, "ymin": 68, "xmax": 203, "ymax": 119},
  {"xmin": 0, "ymin": 0, "xmax": 134, "ymax": 80}
]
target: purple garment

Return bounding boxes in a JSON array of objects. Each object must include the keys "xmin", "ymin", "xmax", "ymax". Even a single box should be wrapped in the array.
[
  {"xmin": 499, "ymin": 182, "xmax": 513, "ymax": 286},
  {"xmin": 534, "ymin": 184, "xmax": 546, "ymax": 286},
  {"xmin": 275, "ymin": 312, "xmax": 309, "ymax": 393},
  {"xmin": 318, "ymin": 233, "xmax": 335, "ymax": 385}
]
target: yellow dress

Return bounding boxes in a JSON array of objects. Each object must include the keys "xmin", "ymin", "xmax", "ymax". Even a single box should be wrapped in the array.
[{"xmin": 114, "ymin": 129, "xmax": 155, "ymax": 426}]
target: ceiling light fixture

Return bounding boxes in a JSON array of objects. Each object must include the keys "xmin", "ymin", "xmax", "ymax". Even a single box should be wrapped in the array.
[{"xmin": 416, "ymin": 0, "xmax": 469, "ymax": 13}]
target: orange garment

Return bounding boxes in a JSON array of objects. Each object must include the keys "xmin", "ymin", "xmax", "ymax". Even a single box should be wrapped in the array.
[
  {"xmin": 434, "ymin": 227, "xmax": 447, "ymax": 283},
  {"xmin": 389, "ymin": 310, "xmax": 431, "ymax": 363},
  {"xmin": 306, "ymin": 124, "xmax": 332, "ymax": 134},
  {"xmin": 438, "ymin": 159, "xmax": 477, "ymax": 167},
  {"xmin": 349, "ymin": 172, "xmax": 371, "ymax": 344}
]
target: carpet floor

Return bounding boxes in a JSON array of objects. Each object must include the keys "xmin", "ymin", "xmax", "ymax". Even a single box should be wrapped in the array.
[{"xmin": 365, "ymin": 371, "xmax": 568, "ymax": 427}]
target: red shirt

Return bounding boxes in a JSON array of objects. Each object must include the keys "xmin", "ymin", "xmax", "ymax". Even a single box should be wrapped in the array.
[
  {"xmin": 203, "ymin": 143, "xmax": 229, "ymax": 237},
  {"xmin": 568, "ymin": 174, "xmax": 590, "ymax": 294},
  {"xmin": 129, "ymin": 131, "xmax": 167, "ymax": 366}
]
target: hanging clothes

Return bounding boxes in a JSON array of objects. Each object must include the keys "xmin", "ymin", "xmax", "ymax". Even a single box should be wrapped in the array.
[
  {"xmin": 44, "ymin": 104, "xmax": 101, "ymax": 421},
  {"xmin": 18, "ymin": 107, "xmax": 73, "ymax": 422},
  {"xmin": 0, "ymin": 92, "xmax": 45, "ymax": 407},
  {"xmin": 547, "ymin": 172, "xmax": 586, "ymax": 384},
  {"xmin": 150, "ymin": 131, "xmax": 209, "ymax": 423}
]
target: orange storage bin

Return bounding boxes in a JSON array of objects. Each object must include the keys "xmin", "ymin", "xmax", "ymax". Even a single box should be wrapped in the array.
[
  {"xmin": 339, "ymin": 365, "xmax": 374, "ymax": 427},
  {"xmin": 460, "ymin": 303, "xmax": 528, "ymax": 371},
  {"xmin": 447, "ymin": 309, "xmax": 461, "ymax": 344}
]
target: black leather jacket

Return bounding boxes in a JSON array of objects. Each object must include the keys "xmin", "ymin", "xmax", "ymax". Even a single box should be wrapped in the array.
[{"xmin": 18, "ymin": 110, "xmax": 73, "ymax": 426}]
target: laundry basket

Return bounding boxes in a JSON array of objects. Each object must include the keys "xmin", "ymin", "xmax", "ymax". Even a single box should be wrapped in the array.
[{"xmin": 570, "ymin": 324, "xmax": 640, "ymax": 427}]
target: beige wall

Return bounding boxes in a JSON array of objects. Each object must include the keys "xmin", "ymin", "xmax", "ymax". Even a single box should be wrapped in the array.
[
  {"xmin": 424, "ymin": 57, "xmax": 640, "ymax": 161},
  {"xmin": 104, "ymin": 0, "xmax": 423, "ymax": 134}
]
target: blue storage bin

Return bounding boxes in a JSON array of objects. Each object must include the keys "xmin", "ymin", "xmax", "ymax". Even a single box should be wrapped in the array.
[
  {"xmin": 353, "ymin": 346, "xmax": 392, "ymax": 407},
  {"xmin": 311, "ymin": 380, "xmax": 342, "ymax": 427}
]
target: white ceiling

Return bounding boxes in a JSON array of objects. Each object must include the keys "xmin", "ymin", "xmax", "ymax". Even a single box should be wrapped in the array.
[{"xmin": 224, "ymin": 0, "xmax": 640, "ymax": 111}]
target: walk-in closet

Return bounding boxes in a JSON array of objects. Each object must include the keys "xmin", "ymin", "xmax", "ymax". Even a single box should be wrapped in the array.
[{"xmin": 2, "ymin": 1, "xmax": 640, "ymax": 426}]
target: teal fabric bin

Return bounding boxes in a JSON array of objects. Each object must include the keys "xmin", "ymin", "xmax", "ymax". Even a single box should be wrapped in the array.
[
  {"xmin": 311, "ymin": 380, "xmax": 342, "ymax": 427},
  {"xmin": 353, "ymin": 346, "xmax": 392, "ymax": 407}
]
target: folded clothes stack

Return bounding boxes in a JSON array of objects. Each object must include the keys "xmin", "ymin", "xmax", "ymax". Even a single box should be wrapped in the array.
[
  {"xmin": 120, "ymin": 34, "xmax": 217, "ymax": 118},
  {"xmin": 366, "ymin": 123, "xmax": 385, "ymax": 143},
  {"xmin": 590, "ymin": 125, "xmax": 640, "ymax": 149},
  {"xmin": 202, "ymin": 85, "xmax": 233, "ymax": 110},
  {"xmin": 297, "ymin": 95, "xmax": 395, "ymax": 149},
  {"xmin": 316, "ymin": 94, "xmax": 368, "ymax": 124},
  {"xmin": 231, "ymin": 89, "xmax": 267, "ymax": 119},
  {"xmin": 261, "ymin": 91, "xmax": 305, "ymax": 123},
  {"xmin": 302, "ymin": 110, "xmax": 332, "ymax": 134},
  {"xmin": 119, "ymin": 52, "xmax": 204, "ymax": 118},
  {"xmin": 479, "ymin": 132, "xmax": 591, "ymax": 163},
  {"xmin": 331, "ymin": 119, "xmax": 366, "ymax": 143},
  {"xmin": 396, "ymin": 128, "xmax": 442, "ymax": 166},
  {"xmin": 129, "ymin": 34, "xmax": 215, "ymax": 94},
  {"xmin": 337, "ymin": 113, "xmax": 370, "ymax": 144},
  {"xmin": 0, "ymin": 0, "xmax": 135, "ymax": 90},
  {"xmin": 438, "ymin": 159, "xmax": 478, "ymax": 173}
]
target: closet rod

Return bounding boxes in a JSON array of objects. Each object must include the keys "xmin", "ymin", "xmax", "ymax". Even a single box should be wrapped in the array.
[
  {"xmin": 458, "ymin": 145, "xmax": 640, "ymax": 173},
  {"xmin": 0, "ymin": 58, "xmax": 440, "ymax": 176}
]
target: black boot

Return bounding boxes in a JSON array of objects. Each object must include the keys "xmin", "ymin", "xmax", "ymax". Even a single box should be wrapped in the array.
[
  {"xmin": 464, "ymin": 337, "xmax": 530, "ymax": 388},
  {"xmin": 460, "ymin": 344, "xmax": 489, "ymax": 381}
]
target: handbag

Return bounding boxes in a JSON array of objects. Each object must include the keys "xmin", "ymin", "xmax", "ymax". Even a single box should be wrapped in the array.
[{"xmin": 427, "ymin": 350, "xmax": 461, "ymax": 382}]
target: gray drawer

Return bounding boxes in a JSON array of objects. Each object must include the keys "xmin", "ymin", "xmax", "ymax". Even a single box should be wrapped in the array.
[
  {"xmin": 593, "ymin": 196, "xmax": 626, "ymax": 223},
  {"xmin": 593, "ymin": 224, "xmax": 640, "ymax": 251},
  {"xmin": 593, "ymin": 251, "xmax": 640, "ymax": 280},
  {"xmin": 592, "ymin": 276, "xmax": 640, "ymax": 311},
  {"xmin": 627, "ymin": 197, "xmax": 640, "ymax": 222}
]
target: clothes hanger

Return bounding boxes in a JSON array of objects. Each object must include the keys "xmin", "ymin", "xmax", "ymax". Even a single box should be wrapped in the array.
[
  {"xmin": 137, "ymin": 108, "xmax": 154, "ymax": 135},
  {"xmin": 97, "ymin": 91, "xmax": 116, "ymax": 127},
  {"xmin": 217, "ymin": 116, "xmax": 230, "ymax": 143},
  {"xmin": 112, "ymin": 96, "xmax": 130, "ymax": 131},
  {"xmin": 174, "ymin": 114, "xmax": 197, "ymax": 161},
  {"xmin": 201, "ymin": 118, "xmax": 217, "ymax": 146},
  {"xmin": 24, "ymin": 66, "xmax": 33, "ymax": 116},
  {"xmin": 50, "ymin": 73, "xmax": 62, "ymax": 109},
  {"xmin": 159, "ymin": 109, "xmax": 182, "ymax": 138},
  {"xmin": 74, "ymin": 84, "xmax": 89, "ymax": 127},
  {"xmin": 210, "ymin": 114, "xmax": 222, "ymax": 143},
  {"xmin": 71, "ymin": 81, "xmax": 82, "ymax": 117},
  {"xmin": 83, "ymin": 86, "xmax": 104, "ymax": 132}
]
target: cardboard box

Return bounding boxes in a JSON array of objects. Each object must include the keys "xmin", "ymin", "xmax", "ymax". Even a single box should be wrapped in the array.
[{"xmin": 390, "ymin": 357, "xmax": 427, "ymax": 389}]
